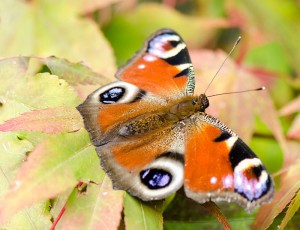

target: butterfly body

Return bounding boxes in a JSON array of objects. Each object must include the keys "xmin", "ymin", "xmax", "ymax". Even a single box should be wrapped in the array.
[
  {"xmin": 77, "ymin": 29, "xmax": 274, "ymax": 212},
  {"xmin": 118, "ymin": 94, "xmax": 209, "ymax": 136}
]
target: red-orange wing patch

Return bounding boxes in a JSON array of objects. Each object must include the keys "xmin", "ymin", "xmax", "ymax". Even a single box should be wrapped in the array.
[
  {"xmin": 117, "ymin": 54, "xmax": 187, "ymax": 97},
  {"xmin": 98, "ymin": 125, "xmax": 185, "ymax": 201},
  {"xmin": 184, "ymin": 124, "xmax": 234, "ymax": 193},
  {"xmin": 117, "ymin": 29, "xmax": 194, "ymax": 97}
]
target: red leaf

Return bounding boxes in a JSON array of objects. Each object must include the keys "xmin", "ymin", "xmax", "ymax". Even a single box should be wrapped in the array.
[
  {"xmin": 0, "ymin": 106, "xmax": 83, "ymax": 134},
  {"xmin": 279, "ymin": 96, "xmax": 300, "ymax": 116},
  {"xmin": 287, "ymin": 114, "xmax": 300, "ymax": 139},
  {"xmin": 253, "ymin": 163, "xmax": 300, "ymax": 229}
]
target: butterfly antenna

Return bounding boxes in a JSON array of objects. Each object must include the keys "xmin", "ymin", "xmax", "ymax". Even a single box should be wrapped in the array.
[
  {"xmin": 204, "ymin": 36, "xmax": 241, "ymax": 95},
  {"xmin": 207, "ymin": 87, "xmax": 265, "ymax": 98}
]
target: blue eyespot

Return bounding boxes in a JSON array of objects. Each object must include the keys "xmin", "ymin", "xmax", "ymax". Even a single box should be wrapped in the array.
[
  {"xmin": 140, "ymin": 168, "xmax": 172, "ymax": 189},
  {"xmin": 99, "ymin": 87, "xmax": 125, "ymax": 104}
]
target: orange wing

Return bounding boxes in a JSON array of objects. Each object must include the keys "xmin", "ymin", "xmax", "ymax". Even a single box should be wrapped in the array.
[
  {"xmin": 184, "ymin": 114, "xmax": 274, "ymax": 212},
  {"xmin": 98, "ymin": 125, "xmax": 185, "ymax": 201},
  {"xmin": 116, "ymin": 29, "xmax": 194, "ymax": 97}
]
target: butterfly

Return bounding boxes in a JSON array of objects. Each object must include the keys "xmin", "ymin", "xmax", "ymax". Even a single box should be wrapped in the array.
[{"xmin": 77, "ymin": 29, "xmax": 274, "ymax": 212}]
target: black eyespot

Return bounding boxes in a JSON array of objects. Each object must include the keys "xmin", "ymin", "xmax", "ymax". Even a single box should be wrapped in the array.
[
  {"xmin": 140, "ymin": 168, "xmax": 172, "ymax": 189},
  {"xmin": 252, "ymin": 165, "xmax": 263, "ymax": 178},
  {"xmin": 170, "ymin": 40, "xmax": 180, "ymax": 47},
  {"xmin": 99, "ymin": 87, "xmax": 125, "ymax": 104}
]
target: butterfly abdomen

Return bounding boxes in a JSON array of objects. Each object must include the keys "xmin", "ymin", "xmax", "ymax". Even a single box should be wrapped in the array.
[{"xmin": 118, "ymin": 113, "xmax": 172, "ymax": 136}]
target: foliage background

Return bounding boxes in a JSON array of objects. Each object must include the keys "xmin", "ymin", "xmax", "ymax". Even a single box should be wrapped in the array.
[{"xmin": 0, "ymin": 0, "xmax": 300, "ymax": 229}]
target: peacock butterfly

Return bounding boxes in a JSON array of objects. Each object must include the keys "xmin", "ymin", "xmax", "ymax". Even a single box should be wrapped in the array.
[{"xmin": 77, "ymin": 29, "xmax": 274, "ymax": 212}]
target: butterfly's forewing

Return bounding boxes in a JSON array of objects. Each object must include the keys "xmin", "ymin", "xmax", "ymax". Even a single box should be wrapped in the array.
[
  {"xmin": 77, "ymin": 29, "xmax": 195, "ymax": 202},
  {"xmin": 116, "ymin": 29, "xmax": 195, "ymax": 97},
  {"xmin": 77, "ymin": 81, "xmax": 167, "ymax": 146},
  {"xmin": 78, "ymin": 29, "xmax": 193, "ymax": 146},
  {"xmin": 184, "ymin": 114, "xmax": 274, "ymax": 212}
]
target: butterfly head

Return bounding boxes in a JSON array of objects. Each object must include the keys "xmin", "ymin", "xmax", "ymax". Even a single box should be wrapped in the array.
[{"xmin": 197, "ymin": 94, "xmax": 209, "ymax": 112}]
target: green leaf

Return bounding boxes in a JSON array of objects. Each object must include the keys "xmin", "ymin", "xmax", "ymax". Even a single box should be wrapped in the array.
[
  {"xmin": 0, "ymin": 202, "xmax": 52, "ymax": 229},
  {"xmin": 49, "ymin": 189, "xmax": 74, "ymax": 229},
  {"xmin": 0, "ymin": 0, "xmax": 116, "ymax": 76},
  {"xmin": 124, "ymin": 194, "xmax": 164, "ymax": 230},
  {"xmin": 44, "ymin": 57, "xmax": 113, "ymax": 86},
  {"xmin": 245, "ymin": 42, "xmax": 290, "ymax": 74},
  {"xmin": 0, "ymin": 129, "xmax": 98, "ymax": 224},
  {"xmin": 249, "ymin": 137, "xmax": 283, "ymax": 173},
  {"xmin": 103, "ymin": 3, "xmax": 229, "ymax": 65},
  {"xmin": 279, "ymin": 190, "xmax": 300, "ymax": 230},
  {"xmin": 0, "ymin": 132, "xmax": 52, "ymax": 229},
  {"xmin": 0, "ymin": 133, "xmax": 33, "ymax": 189},
  {"xmin": 233, "ymin": 0, "xmax": 300, "ymax": 75},
  {"xmin": 201, "ymin": 202, "xmax": 231, "ymax": 230},
  {"xmin": 75, "ymin": 0, "xmax": 121, "ymax": 13},
  {"xmin": 0, "ymin": 59, "xmax": 81, "ymax": 111},
  {"xmin": 61, "ymin": 176, "xmax": 124, "ymax": 230}
]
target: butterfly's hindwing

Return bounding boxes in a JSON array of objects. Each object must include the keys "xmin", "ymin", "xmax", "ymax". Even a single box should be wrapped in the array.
[
  {"xmin": 184, "ymin": 114, "xmax": 274, "ymax": 212},
  {"xmin": 98, "ymin": 126, "xmax": 185, "ymax": 201}
]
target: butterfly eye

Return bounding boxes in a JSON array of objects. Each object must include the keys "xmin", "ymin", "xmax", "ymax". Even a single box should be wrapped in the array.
[{"xmin": 192, "ymin": 98, "xmax": 198, "ymax": 105}]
